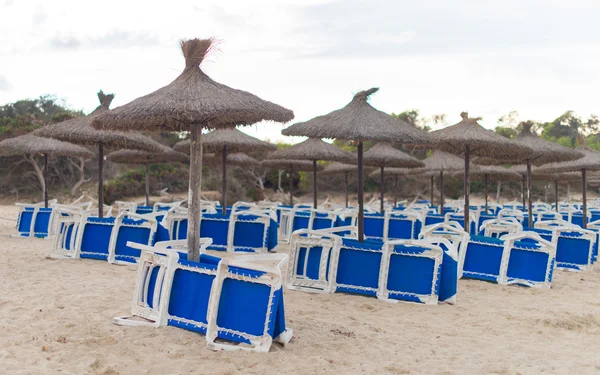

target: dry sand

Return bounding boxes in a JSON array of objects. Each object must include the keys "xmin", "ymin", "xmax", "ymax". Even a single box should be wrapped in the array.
[{"xmin": 1, "ymin": 204, "xmax": 600, "ymax": 375}]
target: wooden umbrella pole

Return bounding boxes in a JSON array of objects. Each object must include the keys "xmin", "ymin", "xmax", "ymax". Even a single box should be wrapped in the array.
[
  {"xmin": 440, "ymin": 170, "xmax": 444, "ymax": 214},
  {"xmin": 145, "ymin": 160, "xmax": 150, "ymax": 206},
  {"xmin": 464, "ymin": 145, "xmax": 470, "ymax": 231},
  {"xmin": 430, "ymin": 176, "xmax": 434, "ymax": 205},
  {"xmin": 554, "ymin": 180, "xmax": 558, "ymax": 212},
  {"xmin": 222, "ymin": 144, "xmax": 227, "ymax": 215},
  {"xmin": 521, "ymin": 174, "xmax": 526, "ymax": 209},
  {"xmin": 312, "ymin": 160, "xmax": 318, "ymax": 209},
  {"xmin": 582, "ymin": 168, "xmax": 587, "ymax": 228},
  {"xmin": 98, "ymin": 143, "xmax": 104, "ymax": 218},
  {"xmin": 43, "ymin": 153, "xmax": 48, "ymax": 208},
  {"xmin": 526, "ymin": 160, "xmax": 533, "ymax": 228},
  {"xmin": 394, "ymin": 174, "xmax": 398, "ymax": 208},
  {"xmin": 187, "ymin": 124, "xmax": 203, "ymax": 262},
  {"xmin": 289, "ymin": 167, "xmax": 294, "ymax": 206},
  {"xmin": 357, "ymin": 141, "xmax": 364, "ymax": 242},
  {"xmin": 344, "ymin": 171, "xmax": 349, "ymax": 208},
  {"xmin": 380, "ymin": 166, "xmax": 385, "ymax": 214},
  {"xmin": 484, "ymin": 174, "xmax": 488, "ymax": 214}
]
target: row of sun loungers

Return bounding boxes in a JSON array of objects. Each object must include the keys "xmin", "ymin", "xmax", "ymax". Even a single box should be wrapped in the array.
[{"xmin": 12, "ymin": 197, "xmax": 600, "ymax": 351}]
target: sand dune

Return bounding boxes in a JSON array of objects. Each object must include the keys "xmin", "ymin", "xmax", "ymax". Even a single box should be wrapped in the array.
[{"xmin": 1, "ymin": 204, "xmax": 600, "ymax": 374}]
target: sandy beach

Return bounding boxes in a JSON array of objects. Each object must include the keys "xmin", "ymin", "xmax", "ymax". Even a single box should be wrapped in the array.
[{"xmin": 1, "ymin": 204, "xmax": 600, "ymax": 375}]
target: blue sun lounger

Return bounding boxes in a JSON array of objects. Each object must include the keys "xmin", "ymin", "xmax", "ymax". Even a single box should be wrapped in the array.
[
  {"xmin": 286, "ymin": 226, "xmax": 454, "ymax": 304},
  {"xmin": 14, "ymin": 200, "xmax": 58, "ymax": 238},
  {"xmin": 114, "ymin": 240, "xmax": 293, "ymax": 352},
  {"xmin": 377, "ymin": 238, "xmax": 446, "ymax": 304},
  {"xmin": 51, "ymin": 211, "xmax": 157, "ymax": 263},
  {"xmin": 534, "ymin": 220, "xmax": 596, "ymax": 272},
  {"xmin": 160, "ymin": 209, "xmax": 278, "ymax": 253},
  {"xmin": 459, "ymin": 232, "xmax": 555, "ymax": 288}
]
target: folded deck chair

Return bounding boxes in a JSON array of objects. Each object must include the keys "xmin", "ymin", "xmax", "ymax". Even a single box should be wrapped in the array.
[
  {"xmin": 107, "ymin": 212, "xmax": 158, "ymax": 264},
  {"xmin": 227, "ymin": 210, "xmax": 278, "ymax": 253},
  {"xmin": 445, "ymin": 212, "xmax": 478, "ymax": 234},
  {"xmin": 476, "ymin": 213, "xmax": 497, "ymax": 234},
  {"xmin": 419, "ymin": 221, "xmax": 470, "ymax": 254},
  {"xmin": 14, "ymin": 199, "xmax": 58, "ymax": 238},
  {"xmin": 277, "ymin": 206, "xmax": 293, "ymax": 243},
  {"xmin": 459, "ymin": 232, "xmax": 555, "ymax": 288},
  {"xmin": 48, "ymin": 205, "xmax": 88, "ymax": 259},
  {"xmin": 480, "ymin": 217, "xmax": 523, "ymax": 238},
  {"xmin": 68, "ymin": 211, "xmax": 155, "ymax": 262},
  {"xmin": 377, "ymin": 238, "xmax": 445, "ymax": 304},
  {"xmin": 386, "ymin": 211, "xmax": 425, "ymax": 240},
  {"xmin": 534, "ymin": 220, "xmax": 596, "ymax": 271},
  {"xmin": 363, "ymin": 212, "xmax": 386, "ymax": 241},
  {"xmin": 497, "ymin": 208, "xmax": 525, "ymax": 223},
  {"xmin": 425, "ymin": 213, "xmax": 446, "ymax": 227},
  {"xmin": 114, "ymin": 240, "xmax": 292, "ymax": 352},
  {"xmin": 285, "ymin": 226, "xmax": 356, "ymax": 294}
]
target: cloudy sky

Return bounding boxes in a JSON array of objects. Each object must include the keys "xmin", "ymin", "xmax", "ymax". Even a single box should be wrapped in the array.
[{"xmin": 1, "ymin": 0, "xmax": 599, "ymax": 143}]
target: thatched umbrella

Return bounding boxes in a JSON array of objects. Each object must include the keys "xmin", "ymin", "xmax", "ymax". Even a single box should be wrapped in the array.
[
  {"xmin": 34, "ymin": 91, "xmax": 163, "ymax": 217},
  {"xmin": 427, "ymin": 112, "xmax": 533, "ymax": 227},
  {"xmin": 536, "ymin": 145, "xmax": 600, "ymax": 227},
  {"xmin": 421, "ymin": 151, "xmax": 464, "ymax": 212},
  {"xmin": 363, "ymin": 142, "xmax": 424, "ymax": 213},
  {"xmin": 454, "ymin": 165, "xmax": 521, "ymax": 212},
  {"xmin": 266, "ymin": 138, "xmax": 355, "ymax": 208},
  {"xmin": 0, "ymin": 133, "xmax": 92, "ymax": 207},
  {"xmin": 474, "ymin": 121, "xmax": 583, "ymax": 227},
  {"xmin": 262, "ymin": 159, "xmax": 322, "ymax": 205},
  {"xmin": 322, "ymin": 162, "xmax": 357, "ymax": 208},
  {"xmin": 282, "ymin": 88, "xmax": 432, "ymax": 241},
  {"xmin": 91, "ymin": 38, "xmax": 293, "ymax": 261},
  {"xmin": 173, "ymin": 128, "xmax": 276, "ymax": 214},
  {"xmin": 106, "ymin": 144, "xmax": 188, "ymax": 206}
]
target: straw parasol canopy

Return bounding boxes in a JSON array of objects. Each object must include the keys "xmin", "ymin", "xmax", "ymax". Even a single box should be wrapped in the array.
[
  {"xmin": 90, "ymin": 38, "xmax": 294, "ymax": 261},
  {"xmin": 0, "ymin": 133, "xmax": 92, "ymax": 207},
  {"xmin": 363, "ymin": 142, "xmax": 424, "ymax": 212},
  {"xmin": 262, "ymin": 159, "xmax": 323, "ymax": 206},
  {"xmin": 106, "ymin": 144, "xmax": 189, "ymax": 165},
  {"xmin": 475, "ymin": 122, "xmax": 584, "ymax": 166},
  {"xmin": 226, "ymin": 152, "xmax": 260, "ymax": 167},
  {"xmin": 281, "ymin": 88, "xmax": 432, "ymax": 241},
  {"xmin": 34, "ymin": 91, "xmax": 164, "ymax": 217},
  {"xmin": 475, "ymin": 121, "xmax": 583, "ymax": 224},
  {"xmin": 173, "ymin": 128, "xmax": 276, "ymax": 153},
  {"xmin": 427, "ymin": 112, "xmax": 533, "ymax": 226},
  {"xmin": 536, "ymin": 145, "xmax": 600, "ymax": 226},
  {"xmin": 106, "ymin": 143, "xmax": 188, "ymax": 206},
  {"xmin": 266, "ymin": 138, "xmax": 355, "ymax": 208},
  {"xmin": 173, "ymin": 127, "xmax": 276, "ymax": 214},
  {"xmin": 34, "ymin": 91, "xmax": 164, "ymax": 151}
]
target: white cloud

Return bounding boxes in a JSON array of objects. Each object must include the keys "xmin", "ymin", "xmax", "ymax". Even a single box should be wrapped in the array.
[{"xmin": 1, "ymin": 0, "xmax": 599, "ymax": 142}]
